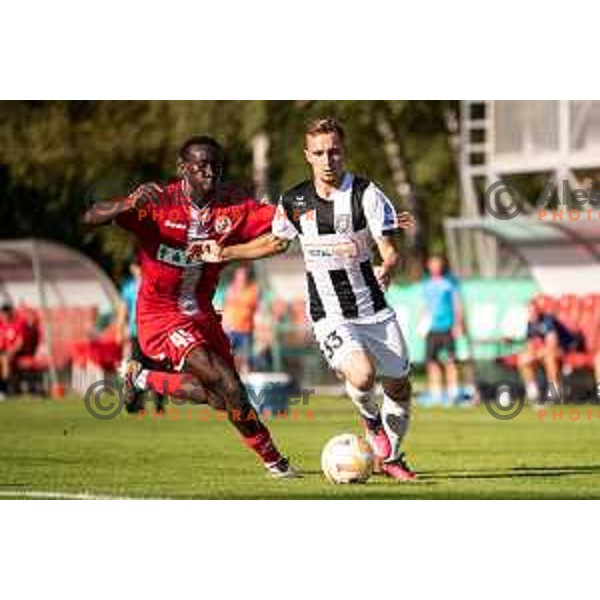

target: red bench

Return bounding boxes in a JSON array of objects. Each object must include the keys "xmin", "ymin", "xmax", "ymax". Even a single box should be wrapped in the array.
[
  {"xmin": 498, "ymin": 293, "xmax": 600, "ymax": 374},
  {"xmin": 12, "ymin": 306, "xmax": 117, "ymax": 393}
]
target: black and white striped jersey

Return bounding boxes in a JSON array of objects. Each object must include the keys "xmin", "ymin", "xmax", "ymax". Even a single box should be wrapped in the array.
[{"xmin": 273, "ymin": 172, "xmax": 400, "ymax": 325}]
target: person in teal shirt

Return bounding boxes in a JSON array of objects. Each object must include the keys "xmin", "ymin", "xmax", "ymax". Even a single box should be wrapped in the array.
[
  {"xmin": 117, "ymin": 260, "xmax": 141, "ymax": 348},
  {"xmin": 421, "ymin": 256, "xmax": 464, "ymax": 404},
  {"xmin": 117, "ymin": 259, "xmax": 166, "ymax": 414}
]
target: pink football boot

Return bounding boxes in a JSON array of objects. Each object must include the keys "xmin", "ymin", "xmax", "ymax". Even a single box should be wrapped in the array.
[
  {"xmin": 365, "ymin": 424, "xmax": 391, "ymax": 473},
  {"xmin": 382, "ymin": 453, "xmax": 417, "ymax": 482}
]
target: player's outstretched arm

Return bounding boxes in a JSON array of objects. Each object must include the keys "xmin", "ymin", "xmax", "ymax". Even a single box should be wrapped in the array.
[
  {"xmin": 225, "ymin": 233, "xmax": 290, "ymax": 261},
  {"xmin": 81, "ymin": 183, "xmax": 162, "ymax": 227},
  {"xmin": 189, "ymin": 233, "xmax": 290, "ymax": 263}
]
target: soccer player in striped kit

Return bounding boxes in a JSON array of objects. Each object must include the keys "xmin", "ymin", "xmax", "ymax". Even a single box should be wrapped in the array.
[{"xmin": 195, "ymin": 118, "xmax": 417, "ymax": 481}]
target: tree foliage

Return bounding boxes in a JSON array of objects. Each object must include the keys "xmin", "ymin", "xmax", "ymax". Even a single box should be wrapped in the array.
[{"xmin": 0, "ymin": 100, "xmax": 459, "ymax": 280}]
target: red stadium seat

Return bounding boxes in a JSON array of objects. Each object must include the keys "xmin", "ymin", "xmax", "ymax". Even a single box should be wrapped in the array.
[
  {"xmin": 556, "ymin": 294, "xmax": 582, "ymax": 332},
  {"xmin": 15, "ymin": 355, "xmax": 49, "ymax": 373},
  {"xmin": 498, "ymin": 354, "xmax": 520, "ymax": 369},
  {"xmin": 13, "ymin": 305, "xmax": 113, "ymax": 394},
  {"xmin": 534, "ymin": 294, "xmax": 556, "ymax": 314}
]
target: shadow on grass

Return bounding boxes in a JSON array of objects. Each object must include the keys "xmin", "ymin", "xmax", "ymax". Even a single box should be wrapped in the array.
[{"xmin": 418, "ymin": 464, "xmax": 600, "ymax": 482}]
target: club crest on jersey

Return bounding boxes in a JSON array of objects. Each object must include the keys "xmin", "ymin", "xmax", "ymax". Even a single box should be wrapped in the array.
[
  {"xmin": 335, "ymin": 214, "xmax": 351, "ymax": 234},
  {"xmin": 214, "ymin": 215, "xmax": 233, "ymax": 234},
  {"xmin": 198, "ymin": 207, "xmax": 212, "ymax": 224}
]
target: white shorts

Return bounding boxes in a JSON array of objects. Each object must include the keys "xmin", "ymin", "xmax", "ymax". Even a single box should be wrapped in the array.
[{"xmin": 313, "ymin": 315, "xmax": 410, "ymax": 379}]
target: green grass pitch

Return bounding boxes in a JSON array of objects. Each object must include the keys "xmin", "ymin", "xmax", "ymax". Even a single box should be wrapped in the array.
[{"xmin": 1, "ymin": 395, "xmax": 600, "ymax": 499}]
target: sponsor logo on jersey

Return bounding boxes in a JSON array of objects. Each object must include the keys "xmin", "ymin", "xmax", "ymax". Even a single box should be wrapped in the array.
[
  {"xmin": 304, "ymin": 241, "xmax": 358, "ymax": 258},
  {"xmin": 157, "ymin": 244, "xmax": 201, "ymax": 267},
  {"xmin": 164, "ymin": 219, "xmax": 187, "ymax": 230}
]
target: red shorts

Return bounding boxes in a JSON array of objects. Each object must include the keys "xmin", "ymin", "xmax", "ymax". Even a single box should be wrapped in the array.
[{"xmin": 137, "ymin": 311, "xmax": 234, "ymax": 372}]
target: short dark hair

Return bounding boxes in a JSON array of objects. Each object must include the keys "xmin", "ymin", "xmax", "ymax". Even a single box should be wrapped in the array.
[
  {"xmin": 305, "ymin": 117, "xmax": 345, "ymax": 142},
  {"xmin": 178, "ymin": 136, "xmax": 224, "ymax": 162}
]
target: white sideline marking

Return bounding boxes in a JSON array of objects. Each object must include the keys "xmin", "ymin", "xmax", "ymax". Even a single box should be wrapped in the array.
[{"xmin": 0, "ymin": 489, "xmax": 161, "ymax": 500}]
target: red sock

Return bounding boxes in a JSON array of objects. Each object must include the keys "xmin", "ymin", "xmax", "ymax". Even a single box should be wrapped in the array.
[
  {"xmin": 143, "ymin": 371, "xmax": 192, "ymax": 395},
  {"xmin": 242, "ymin": 428, "xmax": 282, "ymax": 464}
]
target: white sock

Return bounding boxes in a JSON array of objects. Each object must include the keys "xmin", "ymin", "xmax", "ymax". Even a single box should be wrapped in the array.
[
  {"xmin": 381, "ymin": 392, "xmax": 410, "ymax": 462},
  {"xmin": 526, "ymin": 381, "xmax": 540, "ymax": 401},
  {"xmin": 135, "ymin": 369, "xmax": 149, "ymax": 391},
  {"xmin": 429, "ymin": 386, "xmax": 443, "ymax": 402},
  {"xmin": 345, "ymin": 381, "xmax": 379, "ymax": 426},
  {"xmin": 546, "ymin": 382, "xmax": 561, "ymax": 401},
  {"xmin": 448, "ymin": 385, "xmax": 461, "ymax": 401}
]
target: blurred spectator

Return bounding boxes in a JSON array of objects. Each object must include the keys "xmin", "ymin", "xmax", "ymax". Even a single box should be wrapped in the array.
[
  {"xmin": 116, "ymin": 259, "xmax": 141, "ymax": 356},
  {"xmin": 518, "ymin": 297, "xmax": 585, "ymax": 404},
  {"xmin": 16, "ymin": 305, "xmax": 41, "ymax": 358},
  {"xmin": 420, "ymin": 256, "xmax": 465, "ymax": 404},
  {"xmin": 223, "ymin": 266, "xmax": 259, "ymax": 374},
  {"xmin": 213, "ymin": 279, "xmax": 227, "ymax": 313},
  {"xmin": 270, "ymin": 298, "xmax": 291, "ymax": 346},
  {"xmin": 114, "ymin": 258, "xmax": 168, "ymax": 412},
  {"xmin": 251, "ymin": 296, "xmax": 309, "ymax": 372},
  {"xmin": 289, "ymin": 298, "xmax": 311, "ymax": 345},
  {"xmin": 271, "ymin": 298, "xmax": 289, "ymax": 323},
  {"xmin": 593, "ymin": 352, "xmax": 600, "ymax": 402},
  {"xmin": 252, "ymin": 304, "xmax": 276, "ymax": 372},
  {"xmin": 0, "ymin": 303, "xmax": 26, "ymax": 398}
]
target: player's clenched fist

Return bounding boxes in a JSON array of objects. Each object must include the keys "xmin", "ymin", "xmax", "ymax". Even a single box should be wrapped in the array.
[
  {"xmin": 126, "ymin": 182, "xmax": 163, "ymax": 209},
  {"xmin": 374, "ymin": 265, "xmax": 391, "ymax": 291},
  {"xmin": 187, "ymin": 240, "xmax": 226, "ymax": 263}
]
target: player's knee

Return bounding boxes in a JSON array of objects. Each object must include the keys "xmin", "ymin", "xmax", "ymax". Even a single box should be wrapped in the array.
[
  {"xmin": 344, "ymin": 355, "xmax": 376, "ymax": 391},
  {"xmin": 347, "ymin": 370, "xmax": 375, "ymax": 391}
]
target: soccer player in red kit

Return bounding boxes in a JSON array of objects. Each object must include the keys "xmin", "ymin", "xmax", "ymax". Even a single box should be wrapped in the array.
[{"xmin": 83, "ymin": 136, "xmax": 298, "ymax": 478}]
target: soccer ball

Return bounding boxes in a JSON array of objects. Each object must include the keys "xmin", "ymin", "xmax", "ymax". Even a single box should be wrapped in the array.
[{"xmin": 321, "ymin": 433, "xmax": 375, "ymax": 484}]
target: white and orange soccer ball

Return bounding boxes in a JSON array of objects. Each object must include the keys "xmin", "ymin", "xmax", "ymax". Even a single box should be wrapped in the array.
[{"xmin": 321, "ymin": 433, "xmax": 375, "ymax": 484}]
